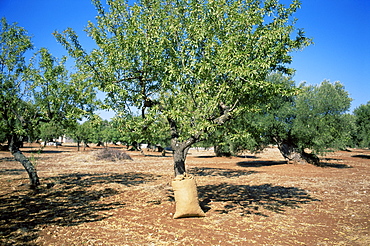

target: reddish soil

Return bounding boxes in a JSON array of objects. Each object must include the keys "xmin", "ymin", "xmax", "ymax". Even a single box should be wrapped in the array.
[{"xmin": 0, "ymin": 144, "xmax": 369, "ymax": 245}]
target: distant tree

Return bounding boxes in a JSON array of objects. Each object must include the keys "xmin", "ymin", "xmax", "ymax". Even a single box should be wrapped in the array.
[
  {"xmin": 66, "ymin": 120, "xmax": 95, "ymax": 151},
  {"xmin": 109, "ymin": 117, "xmax": 128, "ymax": 145},
  {"xmin": 99, "ymin": 120, "xmax": 128, "ymax": 146},
  {"xmin": 240, "ymin": 77, "xmax": 354, "ymax": 164},
  {"xmin": 38, "ymin": 121, "xmax": 65, "ymax": 145},
  {"xmin": 287, "ymin": 81, "xmax": 353, "ymax": 161},
  {"xmin": 205, "ymin": 72, "xmax": 295, "ymax": 156},
  {"xmin": 353, "ymin": 102, "xmax": 370, "ymax": 148},
  {"xmin": 208, "ymin": 119, "xmax": 260, "ymax": 157},
  {"xmin": 116, "ymin": 113, "xmax": 171, "ymax": 155},
  {"xmin": 112, "ymin": 114, "xmax": 151, "ymax": 153}
]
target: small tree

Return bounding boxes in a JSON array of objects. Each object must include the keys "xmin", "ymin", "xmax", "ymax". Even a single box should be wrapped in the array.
[
  {"xmin": 353, "ymin": 102, "xmax": 370, "ymax": 148},
  {"xmin": 0, "ymin": 18, "xmax": 97, "ymax": 188},
  {"xmin": 66, "ymin": 120, "xmax": 95, "ymax": 151},
  {"xmin": 38, "ymin": 121, "xmax": 65, "ymax": 145},
  {"xmin": 0, "ymin": 18, "xmax": 40, "ymax": 187}
]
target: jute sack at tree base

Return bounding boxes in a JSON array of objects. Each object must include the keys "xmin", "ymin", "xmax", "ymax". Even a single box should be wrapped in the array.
[{"xmin": 172, "ymin": 173, "xmax": 205, "ymax": 219}]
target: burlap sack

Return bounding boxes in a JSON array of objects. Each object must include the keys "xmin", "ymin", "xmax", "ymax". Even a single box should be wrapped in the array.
[{"xmin": 172, "ymin": 173, "xmax": 205, "ymax": 219}]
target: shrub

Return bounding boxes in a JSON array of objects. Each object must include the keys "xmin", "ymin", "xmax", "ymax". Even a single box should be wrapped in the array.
[{"xmin": 95, "ymin": 148, "xmax": 133, "ymax": 162}]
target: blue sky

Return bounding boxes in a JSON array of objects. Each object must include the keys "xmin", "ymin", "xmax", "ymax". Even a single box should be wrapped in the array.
[{"xmin": 1, "ymin": 0, "xmax": 369, "ymax": 119}]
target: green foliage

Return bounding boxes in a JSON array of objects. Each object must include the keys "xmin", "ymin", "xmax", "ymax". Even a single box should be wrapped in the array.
[
  {"xmin": 66, "ymin": 117, "xmax": 131, "ymax": 147},
  {"xmin": 29, "ymin": 48, "xmax": 98, "ymax": 126},
  {"xmin": 38, "ymin": 121, "xmax": 65, "ymax": 142},
  {"xmin": 55, "ymin": 0, "xmax": 311, "ymax": 149},
  {"xmin": 291, "ymin": 81, "xmax": 353, "ymax": 153},
  {"xmin": 112, "ymin": 113, "xmax": 171, "ymax": 147},
  {"xmin": 353, "ymin": 102, "xmax": 370, "ymax": 148},
  {"xmin": 66, "ymin": 120, "xmax": 95, "ymax": 146},
  {"xmin": 208, "ymin": 72, "xmax": 296, "ymax": 155},
  {"xmin": 240, "ymin": 77, "xmax": 354, "ymax": 155},
  {"xmin": 1, "ymin": 17, "xmax": 98, "ymax": 147},
  {"xmin": 0, "ymin": 17, "xmax": 33, "ymax": 139}
]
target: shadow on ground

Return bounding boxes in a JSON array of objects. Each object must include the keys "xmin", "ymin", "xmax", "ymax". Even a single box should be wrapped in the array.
[
  {"xmin": 198, "ymin": 183, "xmax": 319, "ymax": 216},
  {"xmin": 319, "ymin": 162, "xmax": 352, "ymax": 168},
  {"xmin": 0, "ymin": 157, "xmax": 19, "ymax": 163},
  {"xmin": 237, "ymin": 160, "xmax": 287, "ymax": 167},
  {"xmin": 352, "ymin": 154, "xmax": 370, "ymax": 159},
  {"xmin": 0, "ymin": 172, "xmax": 160, "ymax": 246},
  {"xmin": 0, "ymin": 169, "xmax": 26, "ymax": 175},
  {"xmin": 189, "ymin": 167, "xmax": 257, "ymax": 178}
]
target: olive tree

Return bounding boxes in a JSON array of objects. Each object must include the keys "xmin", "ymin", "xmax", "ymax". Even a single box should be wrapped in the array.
[
  {"xmin": 239, "ymin": 77, "xmax": 354, "ymax": 164},
  {"xmin": 55, "ymin": 0, "xmax": 310, "ymax": 176},
  {"xmin": 353, "ymin": 102, "xmax": 370, "ymax": 148},
  {"xmin": 286, "ymin": 81, "xmax": 353, "ymax": 163}
]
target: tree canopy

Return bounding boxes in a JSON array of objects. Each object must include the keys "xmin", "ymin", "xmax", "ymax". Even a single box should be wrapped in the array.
[
  {"xmin": 353, "ymin": 102, "xmax": 370, "ymax": 148},
  {"xmin": 0, "ymin": 17, "xmax": 98, "ymax": 187},
  {"xmin": 222, "ymin": 76, "xmax": 354, "ymax": 164},
  {"xmin": 55, "ymin": 0, "xmax": 311, "ymax": 175}
]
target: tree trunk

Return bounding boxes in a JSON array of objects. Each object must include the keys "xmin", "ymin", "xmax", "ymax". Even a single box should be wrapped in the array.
[
  {"xmin": 171, "ymin": 142, "xmax": 191, "ymax": 176},
  {"xmin": 214, "ymin": 145, "xmax": 231, "ymax": 157},
  {"xmin": 9, "ymin": 136, "xmax": 40, "ymax": 189},
  {"xmin": 277, "ymin": 141, "xmax": 320, "ymax": 165},
  {"xmin": 173, "ymin": 146, "xmax": 187, "ymax": 176},
  {"xmin": 83, "ymin": 141, "xmax": 89, "ymax": 151}
]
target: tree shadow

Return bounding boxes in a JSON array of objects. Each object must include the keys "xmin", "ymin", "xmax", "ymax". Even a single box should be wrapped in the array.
[
  {"xmin": 0, "ymin": 169, "xmax": 26, "ymax": 175},
  {"xmin": 189, "ymin": 167, "xmax": 258, "ymax": 178},
  {"xmin": 352, "ymin": 154, "xmax": 370, "ymax": 159},
  {"xmin": 143, "ymin": 154, "xmax": 172, "ymax": 158},
  {"xmin": 316, "ymin": 158, "xmax": 352, "ymax": 168},
  {"xmin": 237, "ymin": 160, "xmax": 287, "ymax": 167},
  {"xmin": 25, "ymin": 150, "xmax": 69, "ymax": 154},
  {"xmin": 197, "ymin": 183, "xmax": 320, "ymax": 216},
  {"xmin": 194, "ymin": 155, "xmax": 219, "ymax": 158},
  {"xmin": 0, "ymin": 172, "xmax": 161, "ymax": 246},
  {"xmin": 194, "ymin": 155, "xmax": 259, "ymax": 159},
  {"xmin": 49, "ymin": 172, "xmax": 160, "ymax": 188},
  {"xmin": 0, "ymin": 157, "xmax": 18, "ymax": 163},
  {"xmin": 319, "ymin": 162, "xmax": 352, "ymax": 169}
]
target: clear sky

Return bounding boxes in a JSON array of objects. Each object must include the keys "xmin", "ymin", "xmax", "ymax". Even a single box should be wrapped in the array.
[{"xmin": 1, "ymin": 0, "xmax": 369, "ymax": 119}]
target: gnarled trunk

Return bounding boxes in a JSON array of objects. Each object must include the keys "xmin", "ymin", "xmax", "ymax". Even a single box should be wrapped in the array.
[
  {"xmin": 277, "ymin": 141, "xmax": 320, "ymax": 165},
  {"xmin": 9, "ymin": 136, "xmax": 40, "ymax": 188}
]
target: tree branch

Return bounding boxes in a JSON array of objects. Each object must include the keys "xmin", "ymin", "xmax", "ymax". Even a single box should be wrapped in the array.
[
  {"xmin": 111, "ymin": 76, "xmax": 152, "ymax": 84},
  {"xmin": 212, "ymin": 100, "xmax": 238, "ymax": 125}
]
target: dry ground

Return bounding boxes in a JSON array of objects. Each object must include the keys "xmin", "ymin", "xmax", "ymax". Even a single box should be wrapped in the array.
[{"xmin": 0, "ymin": 143, "xmax": 369, "ymax": 245}]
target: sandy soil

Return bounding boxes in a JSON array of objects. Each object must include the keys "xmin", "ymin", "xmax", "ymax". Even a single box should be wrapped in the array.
[{"xmin": 0, "ymin": 144, "xmax": 369, "ymax": 245}]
